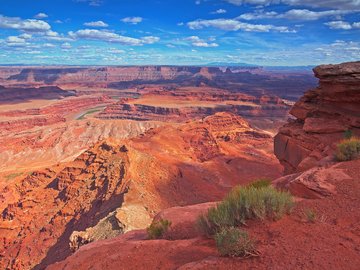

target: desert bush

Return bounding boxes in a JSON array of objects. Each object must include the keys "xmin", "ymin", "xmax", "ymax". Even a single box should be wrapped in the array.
[
  {"xmin": 335, "ymin": 137, "xmax": 360, "ymax": 161},
  {"xmin": 247, "ymin": 178, "xmax": 271, "ymax": 189},
  {"xmin": 304, "ymin": 208, "xmax": 316, "ymax": 223},
  {"xmin": 344, "ymin": 129, "xmax": 353, "ymax": 139},
  {"xmin": 198, "ymin": 185, "xmax": 293, "ymax": 236},
  {"xmin": 214, "ymin": 227, "xmax": 258, "ymax": 257},
  {"xmin": 147, "ymin": 219, "xmax": 172, "ymax": 239}
]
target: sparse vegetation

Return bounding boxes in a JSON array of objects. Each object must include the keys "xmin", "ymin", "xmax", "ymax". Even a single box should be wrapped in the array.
[
  {"xmin": 304, "ymin": 208, "xmax": 316, "ymax": 223},
  {"xmin": 344, "ymin": 129, "xmax": 353, "ymax": 139},
  {"xmin": 147, "ymin": 219, "xmax": 172, "ymax": 239},
  {"xmin": 214, "ymin": 227, "xmax": 259, "ymax": 257},
  {"xmin": 247, "ymin": 178, "xmax": 271, "ymax": 189},
  {"xmin": 197, "ymin": 185, "xmax": 294, "ymax": 236},
  {"xmin": 335, "ymin": 137, "xmax": 360, "ymax": 161}
]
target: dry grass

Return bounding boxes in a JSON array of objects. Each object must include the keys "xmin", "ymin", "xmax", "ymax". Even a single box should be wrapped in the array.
[
  {"xmin": 197, "ymin": 185, "xmax": 294, "ymax": 236},
  {"xmin": 335, "ymin": 137, "xmax": 360, "ymax": 161}
]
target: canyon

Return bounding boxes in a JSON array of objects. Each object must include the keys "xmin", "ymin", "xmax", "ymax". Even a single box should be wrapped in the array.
[
  {"xmin": 0, "ymin": 62, "xmax": 359, "ymax": 270},
  {"xmin": 47, "ymin": 61, "xmax": 360, "ymax": 270}
]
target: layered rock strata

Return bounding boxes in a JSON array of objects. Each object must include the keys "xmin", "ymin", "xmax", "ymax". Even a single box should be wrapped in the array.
[{"xmin": 274, "ymin": 61, "xmax": 360, "ymax": 173}]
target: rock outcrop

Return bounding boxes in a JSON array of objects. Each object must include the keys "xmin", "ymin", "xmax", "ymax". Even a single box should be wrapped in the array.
[
  {"xmin": 47, "ymin": 160, "xmax": 360, "ymax": 270},
  {"xmin": 274, "ymin": 61, "xmax": 360, "ymax": 174},
  {"xmin": 0, "ymin": 142, "xmax": 130, "ymax": 270},
  {"xmin": 0, "ymin": 112, "xmax": 281, "ymax": 269},
  {"xmin": 0, "ymin": 86, "xmax": 75, "ymax": 103},
  {"xmin": 97, "ymin": 89, "xmax": 290, "ymax": 123}
]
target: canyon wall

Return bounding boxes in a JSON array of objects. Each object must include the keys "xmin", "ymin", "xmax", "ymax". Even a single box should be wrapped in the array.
[
  {"xmin": 0, "ymin": 66, "xmax": 316, "ymax": 100},
  {"xmin": 274, "ymin": 61, "xmax": 360, "ymax": 174},
  {"xmin": 0, "ymin": 112, "xmax": 281, "ymax": 269}
]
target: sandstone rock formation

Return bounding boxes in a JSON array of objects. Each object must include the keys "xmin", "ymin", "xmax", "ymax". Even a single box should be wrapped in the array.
[
  {"xmin": 0, "ymin": 86, "xmax": 74, "ymax": 103},
  {"xmin": 41, "ymin": 62, "xmax": 360, "ymax": 270},
  {"xmin": 274, "ymin": 61, "xmax": 360, "ymax": 174},
  {"xmin": 47, "ymin": 160, "xmax": 360, "ymax": 270},
  {"xmin": 97, "ymin": 88, "xmax": 290, "ymax": 126},
  {"xmin": 0, "ymin": 119, "xmax": 160, "ymax": 173},
  {"xmin": 0, "ymin": 66, "xmax": 316, "ymax": 100},
  {"xmin": 0, "ymin": 112, "xmax": 281, "ymax": 269}
]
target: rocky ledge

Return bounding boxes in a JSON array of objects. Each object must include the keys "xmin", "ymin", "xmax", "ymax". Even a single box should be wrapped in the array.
[{"xmin": 274, "ymin": 61, "xmax": 360, "ymax": 174}]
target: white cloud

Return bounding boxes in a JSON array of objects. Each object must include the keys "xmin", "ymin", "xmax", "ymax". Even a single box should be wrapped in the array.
[
  {"xmin": 6, "ymin": 36, "xmax": 26, "ymax": 43},
  {"xmin": 141, "ymin": 36, "xmax": 160, "ymax": 44},
  {"xmin": 324, "ymin": 20, "xmax": 359, "ymax": 29},
  {"xmin": 34, "ymin": 13, "xmax": 48, "ymax": 19},
  {"xmin": 74, "ymin": 0, "xmax": 103, "ymax": 6},
  {"xmin": 84, "ymin": 20, "xmax": 108, "ymax": 27},
  {"xmin": 352, "ymin": 22, "xmax": 360, "ymax": 28},
  {"xmin": 43, "ymin": 30, "xmax": 72, "ymax": 41},
  {"xmin": 187, "ymin": 18, "xmax": 294, "ymax": 32},
  {"xmin": 61, "ymin": 42, "xmax": 72, "ymax": 49},
  {"xmin": 239, "ymin": 9, "xmax": 356, "ymax": 21},
  {"xmin": 5, "ymin": 35, "xmax": 29, "ymax": 47},
  {"xmin": 224, "ymin": 0, "xmax": 360, "ymax": 10},
  {"xmin": 0, "ymin": 15, "xmax": 51, "ymax": 32},
  {"xmin": 43, "ymin": 43, "xmax": 56, "ymax": 48},
  {"xmin": 68, "ymin": 29, "xmax": 159, "ymax": 45},
  {"xmin": 109, "ymin": 48, "xmax": 125, "ymax": 53},
  {"xmin": 185, "ymin": 36, "xmax": 219, "ymax": 47},
  {"xmin": 212, "ymin": 9, "xmax": 227, "ymax": 14},
  {"xmin": 19, "ymin": 33, "xmax": 32, "ymax": 39},
  {"xmin": 121, "ymin": 17, "xmax": 143, "ymax": 24}
]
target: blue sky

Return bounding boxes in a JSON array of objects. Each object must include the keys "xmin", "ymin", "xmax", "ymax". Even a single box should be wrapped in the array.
[{"xmin": 0, "ymin": 0, "xmax": 359, "ymax": 65}]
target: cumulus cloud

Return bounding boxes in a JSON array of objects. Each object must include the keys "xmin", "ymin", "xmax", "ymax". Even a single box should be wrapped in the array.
[
  {"xmin": 74, "ymin": 0, "xmax": 103, "ymax": 6},
  {"xmin": 212, "ymin": 9, "xmax": 227, "ymax": 14},
  {"xmin": 83, "ymin": 20, "xmax": 108, "ymax": 27},
  {"xmin": 239, "ymin": 9, "xmax": 355, "ymax": 21},
  {"xmin": 43, "ymin": 30, "xmax": 72, "ymax": 41},
  {"xmin": 185, "ymin": 36, "xmax": 219, "ymax": 47},
  {"xmin": 0, "ymin": 15, "xmax": 51, "ymax": 32},
  {"xmin": 34, "ymin": 13, "xmax": 48, "ymax": 19},
  {"xmin": 61, "ymin": 42, "xmax": 72, "ymax": 49},
  {"xmin": 6, "ymin": 36, "xmax": 27, "ymax": 44},
  {"xmin": 224, "ymin": 0, "xmax": 360, "ymax": 10},
  {"xmin": 324, "ymin": 20, "xmax": 359, "ymax": 29},
  {"xmin": 121, "ymin": 17, "xmax": 143, "ymax": 24},
  {"xmin": 187, "ymin": 18, "xmax": 294, "ymax": 32},
  {"xmin": 141, "ymin": 36, "xmax": 160, "ymax": 44},
  {"xmin": 68, "ymin": 29, "xmax": 159, "ymax": 45},
  {"xmin": 316, "ymin": 40, "xmax": 360, "ymax": 59},
  {"xmin": 43, "ymin": 43, "xmax": 56, "ymax": 48}
]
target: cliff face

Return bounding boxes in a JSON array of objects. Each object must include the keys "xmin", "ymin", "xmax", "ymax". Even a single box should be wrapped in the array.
[
  {"xmin": 0, "ymin": 66, "xmax": 316, "ymax": 100},
  {"xmin": 0, "ymin": 112, "xmax": 281, "ymax": 269},
  {"xmin": 274, "ymin": 61, "xmax": 360, "ymax": 174}
]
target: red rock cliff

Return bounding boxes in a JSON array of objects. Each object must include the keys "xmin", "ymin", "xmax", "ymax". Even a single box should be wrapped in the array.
[{"xmin": 274, "ymin": 61, "xmax": 360, "ymax": 174}]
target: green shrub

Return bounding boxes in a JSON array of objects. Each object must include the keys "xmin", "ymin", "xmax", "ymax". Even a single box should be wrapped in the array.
[
  {"xmin": 247, "ymin": 178, "xmax": 272, "ymax": 189},
  {"xmin": 147, "ymin": 219, "xmax": 172, "ymax": 239},
  {"xmin": 335, "ymin": 137, "xmax": 360, "ymax": 161},
  {"xmin": 198, "ymin": 185, "xmax": 293, "ymax": 236},
  {"xmin": 214, "ymin": 227, "xmax": 258, "ymax": 257},
  {"xmin": 304, "ymin": 209, "xmax": 316, "ymax": 223},
  {"xmin": 344, "ymin": 129, "xmax": 353, "ymax": 139}
]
